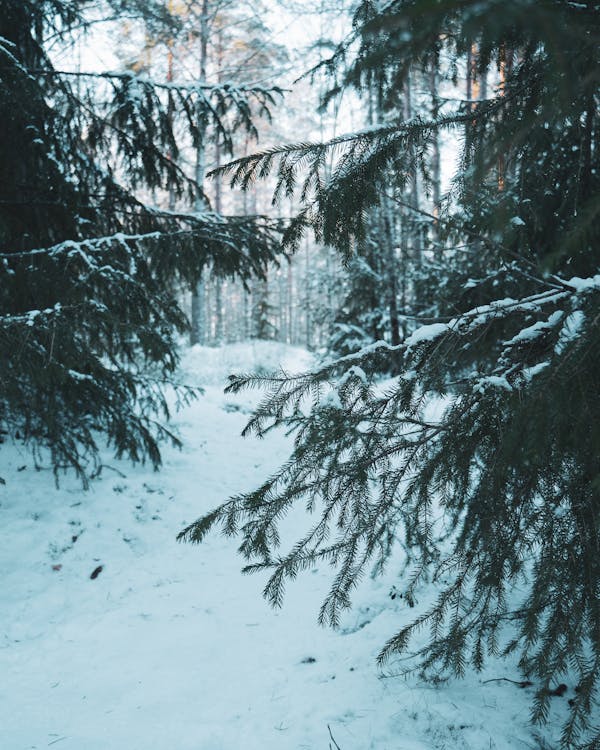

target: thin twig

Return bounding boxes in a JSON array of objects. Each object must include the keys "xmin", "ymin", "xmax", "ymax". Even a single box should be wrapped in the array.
[
  {"xmin": 328, "ymin": 724, "xmax": 342, "ymax": 750},
  {"xmin": 482, "ymin": 677, "xmax": 532, "ymax": 687}
]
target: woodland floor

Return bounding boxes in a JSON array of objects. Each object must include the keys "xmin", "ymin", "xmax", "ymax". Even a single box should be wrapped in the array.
[{"xmin": 1, "ymin": 342, "xmax": 569, "ymax": 750}]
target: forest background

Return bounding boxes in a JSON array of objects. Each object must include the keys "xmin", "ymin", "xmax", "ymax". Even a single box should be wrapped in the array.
[{"xmin": 1, "ymin": 1, "xmax": 598, "ymax": 748}]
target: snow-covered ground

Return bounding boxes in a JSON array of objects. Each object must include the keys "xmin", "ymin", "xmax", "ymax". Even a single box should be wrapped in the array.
[{"xmin": 1, "ymin": 342, "xmax": 568, "ymax": 750}]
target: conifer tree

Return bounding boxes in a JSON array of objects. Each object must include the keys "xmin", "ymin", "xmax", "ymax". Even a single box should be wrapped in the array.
[
  {"xmin": 327, "ymin": 229, "xmax": 387, "ymax": 358},
  {"xmin": 0, "ymin": 0, "xmax": 281, "ymax": 483},
  {"xmin": 180, "ymin": 0, "xmax": 600, "ymax": 745}
]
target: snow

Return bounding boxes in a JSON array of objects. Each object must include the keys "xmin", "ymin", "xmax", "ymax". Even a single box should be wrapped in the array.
[
  {"xmin": 0, "ymin": 342, "xmax": 571, "ymax": 750},
  {"xmin": 564, "ymin": 274, "xmax": 600, "ymax": 293},
  {"xmin": 555, "ymin": 310, "xmax": 585, "ymax": 354},
  {"xmin": 67, "ymin": 370, "xmax": 95, "ymax": 382},
  {"xmin": 338, "ymin": 365, "xmax": 368, "ymax": 388},
  {"xmin": 322, "ymin": 388, "xmax": 344, "ymax": 409},
  {"xmin": 522, "ymin": 361, "xmax": 550, "ymax": 381},
  {"xmin": 0, "ymin": 232, "xmax": 162, "ymax": 261},
  {"xmin": 404, "ymin": 323, "xmax": 449, "ymax": 348},
  {"xmin": 475, "ymin": 374, "xmax": 513, "ymax": 392},
  {"xmin": 504, "ymin": 310, "xmax": 563, "ymax": 347}
]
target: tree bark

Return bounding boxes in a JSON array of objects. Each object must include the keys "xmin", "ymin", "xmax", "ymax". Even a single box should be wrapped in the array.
[{"xmin": 190, "ymin": 0, "xmax": 210, "ymax": 346}]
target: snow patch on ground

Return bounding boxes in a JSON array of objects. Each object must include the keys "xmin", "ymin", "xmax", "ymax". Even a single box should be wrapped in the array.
[{"xmin": 1, "ymin": 342, "xmax": 569, "ymax": 749}]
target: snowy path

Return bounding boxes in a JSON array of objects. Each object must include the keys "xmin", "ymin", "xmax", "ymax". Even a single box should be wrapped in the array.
[{"xmin": 1, "ymin": 343, "xmax": 564, "ymax": 749}]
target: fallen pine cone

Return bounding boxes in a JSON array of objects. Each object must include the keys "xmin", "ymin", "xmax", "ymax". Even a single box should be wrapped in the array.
[{"xmin": 549, "ymin": 684, "xmax": 568, "ymax": 697}]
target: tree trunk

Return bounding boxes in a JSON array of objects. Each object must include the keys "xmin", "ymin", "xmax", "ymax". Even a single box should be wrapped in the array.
[
  {"xmin": 404, "ymin": 73, "xmax": 422, "ymax": 266},
  {"xmin": 497, "ymin": 44, "xmax": 513, "ymax": 191},
  {"xmin": 429, "ymin": 64, "xmax": 442, "ymax": 258},
  {"xmin": 190, "ymin": 0, "xmax": 210, "ymax": 345}
]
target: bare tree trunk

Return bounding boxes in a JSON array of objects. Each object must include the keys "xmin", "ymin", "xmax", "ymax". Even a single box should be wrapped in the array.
[
  {"xmin": 166, "ymin": 1, "xmax": 176, "ymax": 212},
  {"xmin": 375, "ymin": 75, "xmax": 401, "ymax": 346},
  {"xmin": 497, "ymin": 44, "xmax": 513, "ymax": 191},
  {"xmin": 287, "ymin": 261, "xmax": 293, "ymax": 344},
  {"xmin": 190, "ymin": 0, "xmax": 210, "ymax": 346},
  {"xmin": 466, "ymin": 44, "xmax": 474, "ymax": 104},
  {"xmin": 429, "ymin": 63, "xmax": 442, "ymax": 258},
  {"xmin": 212, "ymin": 23, "xmax": 228, "ymax": 343},
  {"xmin": 214, "ymin": 278, "xmax": 224, "ymax": 342},
  {"xmin": 304, "ymin": 233, "xmax": 311, "ymax": 349},
  {"xmin": 381, "ymin": 198, "xmax": 401, "ymax": 347},
  {"xmin": 213, "ymin": 115, "xmax": 224, "ymax": 343},
  {"xmin": 404, "ymin": 72, "xmax": 422, "ymax": 266}
]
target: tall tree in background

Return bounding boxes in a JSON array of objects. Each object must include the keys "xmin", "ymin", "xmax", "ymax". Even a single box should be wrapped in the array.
[
  {"xmin": 171, "ymin": 0, "xmax": 289, "ymax": 345},
  {"xmin": 324, "ymin": 46, "xmax": 431, "ymax": 363},
  {"xmin": 181, "ymin": 1, "xmax": 600, "ymax": 745},
  {"xmin": 0, "ymin": 0, "xmax": 281, "ymax": 483}
]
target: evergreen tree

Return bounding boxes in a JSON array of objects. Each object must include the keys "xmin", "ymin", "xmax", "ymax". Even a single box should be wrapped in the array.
[
  {"xmin": 0, "ymin": 0, "xmax": 281, "ymax": 484},
  {"xmin": 180, "ymin": 0, "xmax": 600, "ymax": 745},
  {"xmin": 252, "ymin": 280, "xmax": 278, "ymax": 341},
  {"xmin": 327, "ymin": 230, "xmax": 387, "ymax": 358}
]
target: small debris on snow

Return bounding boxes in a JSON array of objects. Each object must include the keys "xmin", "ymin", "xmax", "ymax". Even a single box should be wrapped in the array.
[{"xmin": 550, "ymin": 684, "xmax": 569, "ymax": 697}]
